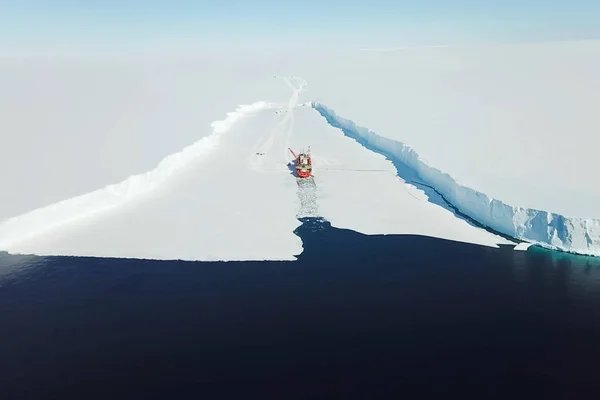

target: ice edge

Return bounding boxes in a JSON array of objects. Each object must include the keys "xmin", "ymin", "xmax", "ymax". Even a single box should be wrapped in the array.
[
  {"xmin": 0, "ymin": 101, "xmax": 271, "ymax": 251},
  {"xmin": 312, "ymin": 102, "xmax": 600, "ymax": 258}
]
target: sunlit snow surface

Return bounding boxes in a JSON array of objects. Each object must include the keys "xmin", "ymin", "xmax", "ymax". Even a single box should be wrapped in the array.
[
  {"xmin": 0, "ymin": 102, "xmax": 305, "ymax": 261},
  {"xmin": 1, "ymin": 40, "xmax": 599, "ymax": 259}
]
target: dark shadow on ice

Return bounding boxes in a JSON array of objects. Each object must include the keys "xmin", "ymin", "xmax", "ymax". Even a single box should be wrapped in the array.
[
  {"xmin": 286, "ymin": 159, "xmax": 297, "ymax": 176},
  {"xmin": 314, "ymin": 108, "xmax": 521, "ymax": 245},
  {"xmin": 409, "ymin": 180, "xmax": 521, "ymax": 244}
]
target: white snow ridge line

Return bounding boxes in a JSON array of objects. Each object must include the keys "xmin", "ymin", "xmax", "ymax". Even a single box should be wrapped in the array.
[
  {"xmin": 312, "ymin": 102, "xmax": 600, "ymax": 258},
  {"xmin": 0, "ymin": 101, "xmax": 271, "ymax": 251}
]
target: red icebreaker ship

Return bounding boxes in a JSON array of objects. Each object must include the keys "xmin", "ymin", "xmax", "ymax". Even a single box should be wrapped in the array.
[{"xmin": 289, "ymin": 147, "xmax": 312, "ymax": 178}]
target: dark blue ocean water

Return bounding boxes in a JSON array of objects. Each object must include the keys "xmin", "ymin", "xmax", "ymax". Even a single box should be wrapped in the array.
[{"xmin": 2, "ymin": 218, "xmax": 600, "ymax": 399}]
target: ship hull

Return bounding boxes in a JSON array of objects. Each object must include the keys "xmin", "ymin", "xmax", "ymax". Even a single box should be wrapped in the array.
[{"xmin": 297, "ymin": 169, "xmax": 311, "ymax": 178}]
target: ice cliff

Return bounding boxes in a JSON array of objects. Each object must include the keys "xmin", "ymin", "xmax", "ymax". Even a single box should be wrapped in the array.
[{"xmin": 312, "ymin": 102, "xmax": 600, "ymax": 257}]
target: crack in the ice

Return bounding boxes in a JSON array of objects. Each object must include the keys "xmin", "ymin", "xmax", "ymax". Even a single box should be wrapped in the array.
[
  {"xmin": 311, "ymin": 101, "xmax": 600, "ymax": 257},
  {"xmin": 410, "ymin": 180, "xmax": 521, "ymax": 244}
]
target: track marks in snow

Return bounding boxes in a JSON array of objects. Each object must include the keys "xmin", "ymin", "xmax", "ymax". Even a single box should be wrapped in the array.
[{"xmin": 248, "ymin": 76, "xmax": 307, "ymax": 173}]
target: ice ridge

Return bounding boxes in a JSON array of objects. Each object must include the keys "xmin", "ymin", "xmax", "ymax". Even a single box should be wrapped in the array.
[
  {"xmin": 0, "ymin": 101, "xmax": 270, "ymax": 251},
  {"xmin": 312, "ymin": 102, "xmax": 600, "ymax": 257}
]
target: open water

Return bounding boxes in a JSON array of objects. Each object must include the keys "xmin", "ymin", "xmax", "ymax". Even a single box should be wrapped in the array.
[{"xmin": 1, "ymin": 218, "xmax": 600, "ymax": 398}]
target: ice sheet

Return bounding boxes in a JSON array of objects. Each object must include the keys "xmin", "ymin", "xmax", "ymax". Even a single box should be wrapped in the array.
[
  {"xmin": 0, "ymin": 76, "xmax": 507, "ymax": 260},
  {"xmin": 2, "ymin": 40, "xmax": 599, "ymax": 258}
]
